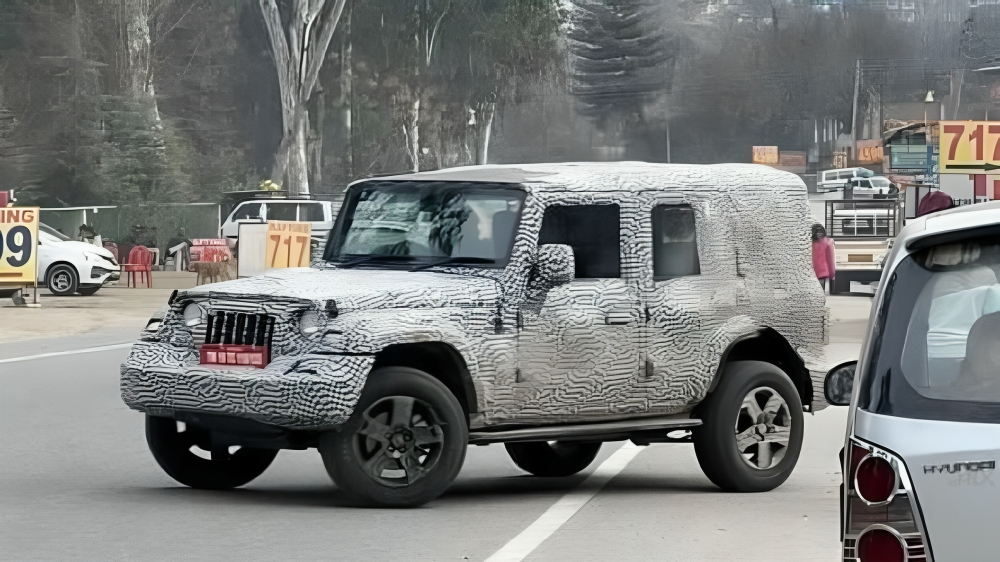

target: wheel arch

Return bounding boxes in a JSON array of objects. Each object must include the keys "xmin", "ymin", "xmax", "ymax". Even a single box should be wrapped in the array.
[
  {"xmin": 369, "ymin": 342, "xmax": 478, "ymax": 421},
  {"xmin": 709, "ymin": 328, "xmax": 813, "ymax": 410},
  {"xmin": 44, "ymin": 260, "xmax": 80, "ymax": 286}
]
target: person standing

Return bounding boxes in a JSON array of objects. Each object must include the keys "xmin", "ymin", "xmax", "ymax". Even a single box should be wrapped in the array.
[{"xmin": 812, "ymin": 224, "xmax": 836, "ymax": 293}]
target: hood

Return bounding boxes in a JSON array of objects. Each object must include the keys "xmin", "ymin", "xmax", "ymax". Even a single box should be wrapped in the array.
[
  {"xmin": 49, "ymin": 240, "xmax": 116, "ymax": 261},
  {"xmin": 182, "ymin": 268, "xmax": 501, "ymax": 311}
]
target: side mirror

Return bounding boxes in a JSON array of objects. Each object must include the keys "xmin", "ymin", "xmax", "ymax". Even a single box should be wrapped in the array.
[
  {"xmin": 825, "ymin": 361, "xmax": 857, "ymax": 406},
  {"xmin": 535, "ymin": 244, "xmax": 575, "ymax": 287}
]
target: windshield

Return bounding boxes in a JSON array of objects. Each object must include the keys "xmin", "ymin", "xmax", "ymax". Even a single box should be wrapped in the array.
[
  {"xmin": 861, "ymin": 235, "xmax": 1000, "ymax": 423},
  {"xmin": 324, "ymin": 181, "xmax": 526, "ymax": 268},
  {"xmin": 39, "ymin": 223, "xmax": 71, "ymax": 241}
]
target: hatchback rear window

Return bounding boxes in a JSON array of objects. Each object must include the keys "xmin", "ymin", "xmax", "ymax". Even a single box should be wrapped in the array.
[{"xmin": 861, "ymin": 235, "xmax": 1000, "ymax": 423}]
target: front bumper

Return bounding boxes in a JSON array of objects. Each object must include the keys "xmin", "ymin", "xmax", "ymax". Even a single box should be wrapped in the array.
[{"xmin": 121, "ymin": 340, "xmax": 375, "ymax": 430}]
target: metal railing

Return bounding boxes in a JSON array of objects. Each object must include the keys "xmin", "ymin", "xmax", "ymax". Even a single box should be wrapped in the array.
[{"xmin": 825, "ymin": 199, "xmax": 903, "ymax": 240}]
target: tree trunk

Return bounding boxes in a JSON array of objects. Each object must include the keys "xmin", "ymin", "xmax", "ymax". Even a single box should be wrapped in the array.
[
  {"xmin": 403, "ymin": 97, "xmax": 420, "ymax": 172},
  {"xmin": 259, "ymin": 0, "xmax": 347, "ymax": 195},
  {"xmin": 475, "ymin": 101, "xmax": 495, "ymax": 166}
]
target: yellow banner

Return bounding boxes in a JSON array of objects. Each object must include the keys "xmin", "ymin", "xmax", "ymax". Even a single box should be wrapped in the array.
[
  {"xmin": 0, "ymin": 207, "xmax": 39, "ymax": 286},
  {"xmin": 265, "ymin": 221, "xmax": 311, "ymax": 268},
  {"xmin": 939, "ymin": 121, "xmax": 1000, "ymax": 174}
]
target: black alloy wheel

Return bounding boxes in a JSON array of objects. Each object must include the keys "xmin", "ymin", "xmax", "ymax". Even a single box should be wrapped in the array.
[
  {"xmin": 319, "ymin": 367, "xmax": 468, "ymax": 508},
  {"xmin": 693, "ymin": 361, "xmax": 804, "ymax": 492},
  {"xmin": 46, "ymin": 264, "xmax": 78, "ymax": 296},
  {"xmin": 505, "ymin": 441, "xmax": 602, "ymax": 477},
  {"xmin": 145, "ymin": 415, "xmax": 278, "ymax": 490}
]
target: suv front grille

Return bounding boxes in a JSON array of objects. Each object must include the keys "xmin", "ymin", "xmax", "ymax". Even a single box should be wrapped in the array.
[{"xmin": 204, "ymin": 311, "xmax": 275, "ymax": 347}]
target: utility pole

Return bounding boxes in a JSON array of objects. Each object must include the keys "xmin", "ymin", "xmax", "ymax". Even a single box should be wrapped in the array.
[{"xmin": 851, "ymin": 59, "xmax": 861, "ymax": 143}]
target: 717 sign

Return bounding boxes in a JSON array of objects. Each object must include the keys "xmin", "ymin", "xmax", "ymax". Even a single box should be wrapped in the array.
[{"xmin": 940, "ymin": 121, "xmax": 1000, "ymax": 174}]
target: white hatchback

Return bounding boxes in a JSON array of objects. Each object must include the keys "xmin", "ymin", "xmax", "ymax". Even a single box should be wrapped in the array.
[
  {"xmin": 36, "ymin": 224, "xmax": 120, "ymax": 296},
  {"xmin": 831, "ymin": 201, "xmax": 1000, "ymax": 561}
]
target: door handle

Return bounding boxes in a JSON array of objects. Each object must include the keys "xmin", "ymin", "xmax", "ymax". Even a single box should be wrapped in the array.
[{"xmin": 605, "ymin": 310, "xmax": 633, "ymax": 325}]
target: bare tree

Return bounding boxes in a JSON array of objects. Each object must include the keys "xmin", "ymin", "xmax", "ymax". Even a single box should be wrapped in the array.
[{"xmin": 259, "ymin": 0, "xmax": 347, "ymax": 194}]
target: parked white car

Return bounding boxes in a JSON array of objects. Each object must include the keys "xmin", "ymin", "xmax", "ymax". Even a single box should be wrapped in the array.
[
  {"xmin": 830, "ymin": 201, "xmax": 1000, "ymax": 561},
  {"xmin": 220, "ymin": 198, "xmax": 339, "ymax": 241},
  {"xmin": 36, "ymin": 224, "xmax": 120, "ymax": 296},
  {"xmin": 848, "ymin": 176, "xmax": 894, "ymax": 197},
  {"xmin": 818, "ymin": 167, "xmax": 875, "ymax": 193}
]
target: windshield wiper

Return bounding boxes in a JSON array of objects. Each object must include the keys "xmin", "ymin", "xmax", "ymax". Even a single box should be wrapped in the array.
[
  {"xmin": 407, "ymin": 257, "xmax": 496, "ymax": 271},
  {"xmin": 334, "ymin": 255, "xmax": 417, "ymax": 268}
]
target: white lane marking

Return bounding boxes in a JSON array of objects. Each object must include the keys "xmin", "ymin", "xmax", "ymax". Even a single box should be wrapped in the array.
[
  {"xmin": 0, "ymin": 342, "xmax": 133, "ymax": 365},
  {"xmin": 484, "ymin": 442, "xmax": 644, "ymax": 562}
]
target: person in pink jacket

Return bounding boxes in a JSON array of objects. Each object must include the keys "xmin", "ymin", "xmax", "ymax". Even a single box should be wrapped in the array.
[{"xmin": 811, "ymin": 223, "xmax": 836, "ymax": 292}]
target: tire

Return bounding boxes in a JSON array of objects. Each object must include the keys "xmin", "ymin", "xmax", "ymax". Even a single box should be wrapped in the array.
[
  {"xmin": 319, "ymin": 367, "xmax": 468, "ymax": 508},
  {"xmin": 145, "ymin": 415, "xmax": 278, "ymax": 490},
  {"xmin": 505, "ymin": 441, "xmax": 602, "ymax": 477},
  {"xmin": 46, "ymin": 264, "xmax": 78, "ymax": 296},
  {"xmin": 77, "ymin": 287, "xmax": 100, "ymax": 296},
  {"xmin": 693, "ymin": 361, "xmax": 804, "ymax": 492}
]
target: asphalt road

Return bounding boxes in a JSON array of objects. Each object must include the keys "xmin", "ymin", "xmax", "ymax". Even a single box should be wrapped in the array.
[{"xmin": 0, "ymin": 341, "xmax": 849, "ymax": 562}]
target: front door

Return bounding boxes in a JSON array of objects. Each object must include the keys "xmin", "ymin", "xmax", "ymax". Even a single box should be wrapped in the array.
[{"xmin": 514, "ymin": 203, "xmax": 642, "ymax": 421}]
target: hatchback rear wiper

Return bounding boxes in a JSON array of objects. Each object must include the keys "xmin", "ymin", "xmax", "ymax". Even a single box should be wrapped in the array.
[{"xmin": 408, "ymin": 257, "xmax": 496, "ymax": 271}]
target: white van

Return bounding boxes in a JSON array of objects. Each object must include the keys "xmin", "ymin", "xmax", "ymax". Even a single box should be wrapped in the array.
[
  {"xmin": 220, "ymin": 198, "xmax": 340, "ymax": 241},
  {"xmin": 817, "ymin": 167, "xmax": 874, "ymax": 193}
]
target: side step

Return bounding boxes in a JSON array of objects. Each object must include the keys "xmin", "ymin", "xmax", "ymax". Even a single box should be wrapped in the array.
[{"xmin": 468, "ymin": 416, "xmax": 701, "ymax": 445}]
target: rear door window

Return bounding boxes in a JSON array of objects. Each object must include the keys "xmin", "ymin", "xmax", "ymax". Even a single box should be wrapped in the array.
[
  {"xmin": 651, "ymin": 206, "xmax": 700, "ymax": 279},
  {"xmin": 538, "ymin": 204, "xmax": 620, "ymax": 278},
  {"xmin": 299, "ymin": 203, "xmax": 325, "ymax": 222}
]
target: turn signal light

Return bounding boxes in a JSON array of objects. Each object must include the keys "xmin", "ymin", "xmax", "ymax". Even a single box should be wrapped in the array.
[
  {"xmin": 857, "ymin": 528, "xmax": 905, "ymax": 562},
  {"xmin": 856, "ymin": 455, "xmax": 897, "ymax": 505}
]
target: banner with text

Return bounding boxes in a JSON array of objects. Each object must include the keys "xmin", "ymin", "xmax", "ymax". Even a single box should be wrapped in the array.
[
  {"xmin": 939, "ymin": 121, "xmax": 1000, "ymax": 174},
  {"xmin": 266, "ymin": 221, "xmax": 311, "ymax": 269},
  {"xmin": 0, "ymin": 207, "xmax": 39, "ymax": 286}
]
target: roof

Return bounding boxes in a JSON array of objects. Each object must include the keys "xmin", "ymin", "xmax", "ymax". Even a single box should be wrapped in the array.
[
  {"xmin": 349, "ymin": 162, "xmax": 805, "ymax": 193},
  {"xmin": 886, "ymin": 201, "xmax": 1000, "ymax": 272}
]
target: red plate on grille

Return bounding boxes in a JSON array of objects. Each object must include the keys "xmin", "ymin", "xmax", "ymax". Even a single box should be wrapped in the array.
[{"xmin": 199, "ymin": 344, "xmax": 269, "ymax": 368}]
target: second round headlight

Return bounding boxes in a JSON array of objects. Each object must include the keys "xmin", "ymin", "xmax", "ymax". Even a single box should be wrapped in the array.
[{"xmin": 299, "ymin": 310, "xmax": 326, "ymax": 335}]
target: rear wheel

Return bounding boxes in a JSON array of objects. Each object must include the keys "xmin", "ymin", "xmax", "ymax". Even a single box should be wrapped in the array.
[
  {"xmin": 145, "ymin": 415, "xmax": 278, "ymax": 489},
  {"xmin": 319, "ymin": 367, "xmax": 468, "ymax": 507},
  {"xmin": 505, "ymin": 441, "xmax": 602, "ymax": 477},
  {"xmin": 46, "ymin": 264, "xmax": 78, "ymax": 296},
  {"xmin": 693, "ymin": 361, "xmax": 803, "ymax": 492}
]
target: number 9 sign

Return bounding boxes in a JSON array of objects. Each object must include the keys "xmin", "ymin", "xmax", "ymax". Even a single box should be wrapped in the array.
[{"xmin": 0, "ymin": 207, "xmax": 40, "ymax": 286}]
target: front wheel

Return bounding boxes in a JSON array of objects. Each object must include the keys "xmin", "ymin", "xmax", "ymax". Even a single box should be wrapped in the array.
[
  {"xmin": 46, "ymin": 264, "xmax": 78, "ymax": 296},
  {"xmin": 145, "ymin": 415, "xmax": 278, "ymax": 489},
  {"xmin": 319, "ymin": 367, "xmax": 468, "ymax": 508},
  {"xmin": 505, "ymin": 442, "xmax": 601, "ymax": 477},
  {"xmin": 693, "ymin": 361, "xmax": 804, "ymax": 492}
]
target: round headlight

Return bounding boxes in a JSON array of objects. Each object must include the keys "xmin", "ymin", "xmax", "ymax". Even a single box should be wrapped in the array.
[
  {"xmin": 300, "ymin": 310, "xmax": 325, "ymax": 335},
  {"xmin": 183, "ymin": 303, "xmax": 206, "ymax": 327}
]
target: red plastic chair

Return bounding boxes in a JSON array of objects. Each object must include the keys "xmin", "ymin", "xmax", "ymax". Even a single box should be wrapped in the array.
[{"xmin": 123, "ymin": 245, "xmax": 153, "ymax": 288}]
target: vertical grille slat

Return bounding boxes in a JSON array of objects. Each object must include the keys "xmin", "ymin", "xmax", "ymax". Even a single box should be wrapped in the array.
[
  {"xmin": 234, "ymin": 315, "xmax": 246, "ymax": 344},
  {"xmin": 223, "ymin": 313, "xmax": 236, "ymax": 344},
  {"xmin": 243, "ymin": 315, "xmax": 258, "ymax": 346},
  {"xmin": 255, "ymin": 314, "xmax": 268, "ymax": 346}
]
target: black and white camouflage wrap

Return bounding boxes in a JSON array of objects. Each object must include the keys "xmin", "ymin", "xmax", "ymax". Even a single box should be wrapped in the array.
[{"xmin": 121, "ymin": 162, "xmax": 834, "ymax": 431}]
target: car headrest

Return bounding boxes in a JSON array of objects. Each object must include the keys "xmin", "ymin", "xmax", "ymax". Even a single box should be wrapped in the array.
[{"xmin": 964, "ymin": 311, "xmax": 1000, "ymax": 383}]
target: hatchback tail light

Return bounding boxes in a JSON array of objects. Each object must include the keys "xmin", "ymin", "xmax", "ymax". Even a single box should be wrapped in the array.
[
  {"xmin": 855, "ymin": 455, "xmax": 898, "ymax": 505},
  {"xmin": 843, "ymin": 441, "xmax": 929, "ymax": 561},
  {"xmin": 857, "ymin": 527, "xmax": 906, "ymax": 562}
]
